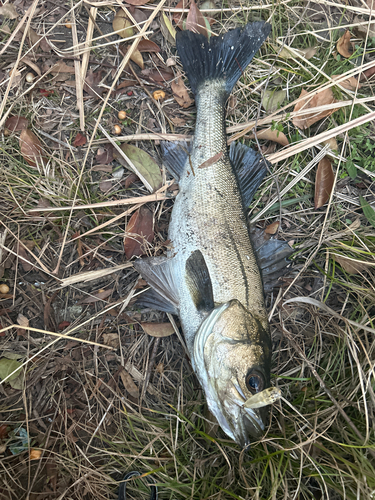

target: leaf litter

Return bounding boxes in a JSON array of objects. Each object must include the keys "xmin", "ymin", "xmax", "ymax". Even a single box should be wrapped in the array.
[{"xmin": 0, "ymin": 2, "xmax": 374, "ymax": 499}]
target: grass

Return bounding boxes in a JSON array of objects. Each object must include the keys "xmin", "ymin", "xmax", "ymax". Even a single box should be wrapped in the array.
[{"xmin": 0, "ymin": 0, "xmax": 375, "ymax": 499}]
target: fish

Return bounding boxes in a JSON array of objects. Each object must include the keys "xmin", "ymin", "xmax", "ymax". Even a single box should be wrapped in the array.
[{"xmin": 134, "ymin": 22, "xmax": 292, "ymax": 447}]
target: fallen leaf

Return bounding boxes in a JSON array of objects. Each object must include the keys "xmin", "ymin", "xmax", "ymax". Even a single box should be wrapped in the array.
[
  {"xmin": 84, "ymin": 70, "xmax": 104, "ymax": 98},
  {"xmin": 120, "ymin": 144, "xmax": 162, "ymax": 191},
  {"xmin": 315, "ymin": 156, "xmax": 334, "ymax": 209},
  {"xmin": 265, "ymin": 221, "xmax": 280, "ymax": 234},
  {"xmin": 333, "ymin": 254, "xmax": 371, "ymax": 274},
  {"xmin": 173, "ymin": 0, "xmax": 190, "ymax": 27},
  {"xmin": 353, "ymin": 15, "xmax": 375, "ymax": 39},
  {"xmin": 123, "ymin": 0, "xmax": 151, "ymax": 5},
  {"xmin": 160, "ymin": 11, "xmax": 176, "ymax": 44},
  {"xmin": 292, "ymin": 88, "xmax": 337, "ymax": 129},
  {"xmin": 0, "ymin": 3, "xmax": 18, "ymax": 18},
  {"xmin": 124, "ymin": 206, "xmax": 154, "ymax": 259},
  {"xmin": 51, "ymin": 61, "xmax": 76, "ymax": 74},
  {"xmin": 5, "ymin": 116, "xmax": 29, "ymax": 132},
  {"xmin": 124, "ymin": 172, "xmax": 139, "ymax": 188},
  {"xmin": 119, "ymin": 367, "xmax": 139, "ymax": 398},
  {"xmin": 322, "ymin": 137, "xmax": 338, "ymax": 151},
  {"xmin": 137, "ymin": 39, "xmax": 160, "ymax": 53},
  {"xmin": 21, "ymin": 56, "xmax": 41, "ymax": 76},
  {"xmin": 141, "ymin": 67, "xmax": 174, "ymax": 83},
  {"xmin": 113, "ymin": 10, "xmax": 134, "ymax": 38},
  {"xmin": 16, "ymin": 241, "xmax": 35, "ymax": 272},
  {"xmin": 0, "ymin": 358, "xmax": 22, "ymax": 384},
  {"xmin": 172, "ymin": 73, "xmax": 193, "ymax": 108},
  {"xmin": 80, "ymin": 288, "xmax": 113, "ymax": 304},
  {"xmin": 116, "ymin": 79, "xmax": 137, "ymax": 90},
  {"xmin": 141, "ymin": 322, "xmax": 175, "ymax": 337},
  {"xmin": 360, "ymin": 196, "xmax": 375, "ymax": 228},
  {"xmin": 30, "ymin": 449, "xmax": 42, "ymax": 460},
  {"xmin": 19, "ymin": 129, "xmax": 48, "ymax": 168},
  {"xmin": 337, "ymin": 30, "xmax": 353, "ymax": 58},
  {"xmin": 249, "ymin": 127, "xmax": 289, "ymax": 147},
  {"xmin": 96, "ymin": 144, "xmax": 114, "ymax": 164},
  {"xmin": 276, "ymin": 45, "xmax": 317, "ymax": 60},
  {"xmin": 102, "ymin": 333, "xmax": 119, "ymax": 348},
  {"xmin": 170, "ymin": 116, "xmax": 186, "ymax": 126},
  {"xmin": 360, "ymin": 63, "xmax": 375, "ymax": 81},
  {"xmin": 186, "ymin": 0, "xmax": 208, "ymax": 37},
  {"xmin": 73, "ymin": 132, "xmax": 86, "ymax": 147},
  {"xmin": 263, "ymin": 89, "xmax": 287, "ymax": 113},
  {"xmin": 129, "ymin": 48, "xmax": 144, "ymax": 69},
  {"xmin": 58, "ymin": 321, "xmax": 71, "ymax": 330},
  {"xmin": 332, "ymin": 74, "xmax": 361, "ymax": 91},
  {"xmin": 199, "ymin": 151, "xmax": 223, "ymax": 168},
  {"xmin": 99, "ymin": 179, "xmax": 113, "ymax": 192}
]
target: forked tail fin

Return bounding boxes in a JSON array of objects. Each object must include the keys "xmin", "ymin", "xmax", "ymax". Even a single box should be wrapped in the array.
[{"xmin": 175, "ymin": 22, "xmax": 271, "ymax": 97}]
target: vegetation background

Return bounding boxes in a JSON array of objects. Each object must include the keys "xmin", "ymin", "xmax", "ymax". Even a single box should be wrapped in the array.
[{"xmin": 0, "ymin": 0, "xmax": 374, "ymax": 498}]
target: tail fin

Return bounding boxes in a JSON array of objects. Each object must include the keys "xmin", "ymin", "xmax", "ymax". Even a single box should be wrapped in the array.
[{"xmin": 176, "ymin": 22, "xmax": 271, "ymax": 96}]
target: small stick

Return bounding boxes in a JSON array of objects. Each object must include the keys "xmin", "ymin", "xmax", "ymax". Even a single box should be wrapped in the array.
[{"xmin": 141, "ymin": 337, "xmax": 161, "ymax": 402}]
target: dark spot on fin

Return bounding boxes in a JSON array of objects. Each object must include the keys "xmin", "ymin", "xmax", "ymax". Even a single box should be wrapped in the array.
[
  {"xmin": 135, "ymin": 288, "xmax": 178, "ymax": 315},
  {"xmin": 176, "ymin": 22, "xmax": 271, "ymax": 97},
  {"xmin": 251, "ymin": 236, "xmax": 294, "ymax": 293},
  {"xmin": 185, "ymin": 250, "xmax": 214, "ymax": 312},
  {"xmin": 161, "ymin": 141, "xmax": 191, "ymax": 181},
  {"xmin": 133, "ymin": 256, "xmax": 179, "ymax": 309},
  {"xmin": 229, "ymin": 142, "xmax": 269, "ymax": 207}
]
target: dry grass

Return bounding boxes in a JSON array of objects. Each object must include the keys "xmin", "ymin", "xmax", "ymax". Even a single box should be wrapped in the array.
[{"xmin": 0, "ymin": 0, "xmax": 375, "ymax": 499}]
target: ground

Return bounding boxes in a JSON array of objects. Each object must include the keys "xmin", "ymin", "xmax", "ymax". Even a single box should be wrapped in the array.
[{"xmin": 0, "ymin": 0, "xmax": 375, "ymax": 499}]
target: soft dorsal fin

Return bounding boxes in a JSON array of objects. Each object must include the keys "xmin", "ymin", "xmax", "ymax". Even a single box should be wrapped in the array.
[
  {"xmin": 229, "ymin": 142, "xmax": 269, "ymax": 207},
  {"xmin": 161, "ymin": 141, "xmax": 191, "ymax": 181},
  {"xmin": 133, "ymin": 256, "xmax": 179, "ymax": 309},
  {"xmin": 185, "ymin": 250, "xmax": 214, "ymax": 312}
]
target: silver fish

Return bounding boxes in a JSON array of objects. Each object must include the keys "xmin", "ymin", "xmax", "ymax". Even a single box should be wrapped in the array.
[{"xmin": 134, "ymin": 22, "xmax": 290, "ymax": 447}]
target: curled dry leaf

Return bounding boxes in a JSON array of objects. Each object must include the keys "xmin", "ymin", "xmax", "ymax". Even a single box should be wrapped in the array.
[
  {"xmin": 332, "ymin": 75, "xmax": 361, "ymax": 91},
  {"xmin": 51, "ymin": 61, "xmax": 76, "ymax": 74},
  {"xmin": 29, "ymin": 449, "xmax": 42, "ymax": 460},
  {"xmin": 171, "ymin": 73, "xmax": 193, "ymax": 108},
  {"xmin": 265, "ymin": 221, "xmax": 280, "ymax": 234},
  {"xmin": 141, "ymin": 67, "xmax": 174, "ymax": 83},
  {"xmin": 129, "ymin": 48, "xmax": 144, "ymax": 69},
  {"xmin": 186, "ymin": 0, "xmax": 208, "ymax": 37},
  {"xmin": 20, "ymin": 129, "xmax": 48, "ymax": 168},
  {"xmin": 315, "ymin": 156, "xmax": 334, "ymax": 209},
  {"xmin": 337, "ymin": 30, "xmax": 353, "ymax": 58},
  {"xmin": 84, "ymin": 70, "xmax": 104, "ymax": 98},
  {"xmin": 249, "ymin": 127, "xmax": 289, "ymax": 147},
  {"xmin": 73, "ymin": 132, "xmax": 86, "ymax": 147},
  {"xmin": 80, "ymin": 288, "xmax": 113, "ymax": 304},
  {"xmin": 96, "ymin": 144, "xmax": 114, "ymax": 164},
  {"xmin": 292, "ymin": 88, "xmax": 337, "ymax": 129},
  {"xmin": 102, "ymin": 333, "xmax": 119, "ymax": 348},
  {"xmin": 276, "ymin": 45, "xmax": 317, "ymax": 60},
  {"xmin": 360, "ymin": 63, "xmax": 375, "ymax": 81},
  {"xmin": 137, "ymin": 39, "xmax": 160, "ymax": 53},
  {"xmin": 141, "ymin": 322, "xmax": 175, "ymax": 337},
  {"xmin": 173, "ymin": 0, "xmax": 190, "ymax": 27},
  {"xmin": 5, "ymin": 116, "xmax": 28, "ymax": 132},
  {"xmin": 119, "ymin": 367, "xmax": 139, "ymax": 398},
  {"xmin": 333, "ymin": 253, "xmax": 371, "ymax": 274},
  {"xmin": 160, "ymin": 12, "xmax": 176, "ymax": 44},
  {"xmin": 124, "ymin": 206, "xmax": 154, "ymax": 259},
  {"xmin": 322, "ymin": 137, "xmax": 338, "ymax": 151}
]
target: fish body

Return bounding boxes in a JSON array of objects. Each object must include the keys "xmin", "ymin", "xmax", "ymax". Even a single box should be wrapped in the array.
[{"xmin": 134, "ymin": 22, "xmax": 288, "ymax": 447}]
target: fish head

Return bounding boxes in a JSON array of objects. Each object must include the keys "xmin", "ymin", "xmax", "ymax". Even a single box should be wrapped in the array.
[{"xmin": 193, "ymin": 299, "xmax": 275, "ymax": 447}]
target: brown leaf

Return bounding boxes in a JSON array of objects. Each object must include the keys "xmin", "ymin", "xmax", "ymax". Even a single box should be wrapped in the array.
[
  {"xmin": 198, "ymin": 151, "xmax": 223, "ymax": 169},
  {"xmin": 141, "ymin": 67, "xmax": 174, "ymax": 83},
  {"xmin": 333, "ymin": 254, "xmax": 371, "ymax": 274},
  {"xmin": 360, "ymin": 63, "xmax": 375, "ymax": 81},
  {"xmin": 73, "ymin": 132, "xmax": 86, "ymax": 147},
  {"xmin": 137, "ymin": 39, "xmax": 160, "ymax": 53},
  {"xmin": 99, "ymin": 179, "xmax": 113, "ymax": 193},
  {"xmin": 19, "ymin": 129, "xmax": 48, "ymax": 168},
  {"xmin": 186, "ymin": 0, "xmax": 208, "ymax": 37},
  {"xmin": 249, "ymin": 127, "xmax": 289, "ymax": 146},
  {"xmin": 124, "ymin": 173, "xmax": 140, "ymax": 188},
  {"xmin": 292, "ymin": 88, "xmax": 337, "ymax": 129},
  {"xmin": 124, "ymin": 0, "xmax": 151, "ymax": 5},
  {"xmin": 51, "ymin": 61, "xmax": 76, "ymax": 74},
  {"xmin": 171, "ymin": 73, "xmax": 193, "ymax": 108},
  {"xmin": 141, "ymin": 322, "xmax": 175, "ymax": 337},
  {"xmin": 129, "ymin": 48, "xmax": 144, "ymax": 69},
  {"xmin": 5, "ymin": 116, "xmax": 29, "ymax": 132},
  {"xmin": 173, "ymin": 0, "xmax": 190, "ymax": 27},
  {"xmin": 337, "ymin": 30, "xmax": 353, "ymax": 58},
  {"xmin": 116, "ymin": 79, "xmax": 137, "ymax": 91},
  {"xmin": 315, "ymin": 157, "xmax": 334, "ymax": 209},
  {"xmin": 124, "ymin": 206, "xmax": 154, "ymax": 259},
  {"xmin": 80, "ymin": 288, "xmax": 113, "ymax": 304},
  {"xmin": 119, "ymin": 367, "xmax": 139, "ymax": 398},
  {"xmin": 0, "ymin": 3, "xmax": 18, "ymax": 19},
  {"xmin": 332, "ymin": 75, "xmax": 361, "ymax": 91},
  {"xmin": 84, "ymin": 70, "xmax": 104, "ymax": 98},
  {"xmin": 29, "ymin": 449, "xmax": 42, "ymax": 460},
  {"xmin": 170, "ymin": 116, "xmax": 186, "ymax": 126},
  {"xmin": 102, "ymin": 333, "xmax": 119, "ymax": 348},
  {"xmin": 265, "ymin": 221, "xmax": 280, "ymax": 234},
  {"xmin": 17, "ymin": 313, "xmax": 29, "ymax": 337},
  {"xmin": 96, "ymin": 144, "xmax": 114, "ymax": 164}
]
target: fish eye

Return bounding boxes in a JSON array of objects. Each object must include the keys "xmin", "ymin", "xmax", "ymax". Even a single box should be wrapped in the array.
[{"xmin": 245, "ymin": 371, "xmax": 264, "ymax": 394}]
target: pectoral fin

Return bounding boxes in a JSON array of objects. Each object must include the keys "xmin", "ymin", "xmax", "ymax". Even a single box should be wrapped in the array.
[
  {"xmin": 229, "ymin": 142, "xmax": 269, "ymax": 207},
  {"xmin": 185, "ymin": 250, "xmax": 214, "ymax": 312},
  {"xmin": 135, "ymin": 288, "xmax": 178, "ymax": 314},
  {"xmin": 133, "ymin": 256, "xmax": 179, "ymax": 310}
]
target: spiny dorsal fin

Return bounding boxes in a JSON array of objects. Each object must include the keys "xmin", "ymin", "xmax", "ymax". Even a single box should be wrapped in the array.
[{"xmin": 185, "ymin": 250, "xmax": 214, "ymax": 312}]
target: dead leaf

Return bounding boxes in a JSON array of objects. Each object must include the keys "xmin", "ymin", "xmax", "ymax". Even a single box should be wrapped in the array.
[
  {"xmin": 17, "ymin": 313, "xmax": 29, "ymax": 337},
  {"xmin": 124, "ymin": 206, "xmax": 154, "ymax": 259},
  {"xmin": 322, "ymin": 137, "xmax": 338, "ymax": 151},
  {"xmin": 51, "ymin": 61, "xmax": 76, "ymax": 74},
  {"xmin": 0, "ymin": 3, "xmax": 18, "ymax": 18},
  {"xmin": 96, "ymin": 144, "xmax": 114, "ymax": 164},
  {"xmin": 315, "ymin": 156, "xmax": 334, "ymax": 209},
  {"xmin": 199, "ymin": 152, "xmax": 224, "ymax": 169},
  {"xmin": 21, "ymin": 56, "xmax": 41, "ymax": 76},
  {"xmin": 265, "ymin": 221, "xmax": 280, "ymax": 234},
  {"xmin": 124, "ymin": 0, "xmax": 151, "ymax": 5},
  {"xmin": 186, "ymin": 0, "xmax": 208, "ymax": 37},
  {"xmin": 173, "ymin": 0, "xmax": 190, "ymax": 27},
  {"xmin": 333, "ymin": 254, "xmax": 371, "ymax": 274},
  {"xmin": 263, "ymin": 89, "xmax": 286, "ymax": 113},
  {"xmin": 116, "ymin": 79, "xmax": 137, "ymax": 90},
  {"xmin": 276, "ymin": 45, "xmax": 317, "ymax": 60},
  {"xmin": 84, "ymin": 70, "xmax": 104, "ymax": 98},
  {"xmin": 332, "ymin": 74, "xmax": 361, "ymax": 91},
  {"xmin": 138, "ymin": 39, "xmax": 160, "ymax": 53},
  {"xmin": 249, "ymin": 127, "xmax": 289, "ymax": 147},
  {"xmin": 292, "ymin": 88, "xmax": 337, "ymax": 129},
  {"xmin": 160, "ymin": 11, "xmax": 176, "ymax": 44},
  {"xmin": 5, "ymin": 116, "xmax": 29, "ymax": 132},
  {"xmin": 30, "ymin": 449, "xmax": 42, "ymax": 460},
  {"xmin": 102, "ymin": 333, "xmax": 119, "ymax": 348},
  {"xmin": 141, "ymin": 322, "xmax": 175, "ymax": 337},
  {"xmin": 129, "ymin": 48, "xmax": 144, "ymax": 69},
  {"xmin": 99, "ymin": 179, "xmax": 113, "ymax": 193},
  {"xmin": 172, "ymin": 73, "xmax": 193, "ymax": 108},
  {"xmin": 124, "ymin": 172, "xmax": 139, "ymax": 188},
  {"xmin": 360, "ymin": 63, "xmax": 375, "ymax": 81},
  {"xmin": 170, "ymin": 116, "xmax": 186, "ymax": 126},
  {"xmin": 58, "ymin": 321, "xmax": 71, "ymax": 330},
  {"xmin": 141, "ymin": 67, "xmax": 174, "ymax": 83},
  {"xmin": 119, "ymin": 367, "xmax": 139, "ymax": 398},
  {"xmin": 73, "ymin": 132, "xmax": 86, "ymax": 147},
  {"xmin": 80, "ymin": 288, "xmax": 113, "ymax": 304},
  {"xmin": 19, "ymin": 129, "xmax": 48, "ymax": 168},
  {"xmin": 113, "ymin": 10, "xmax": 134, "ymax": 38},
  {"xmin": 337, "ymin": 30, "xmax": 353, "ymax": 58}
]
